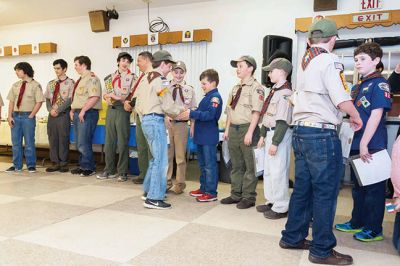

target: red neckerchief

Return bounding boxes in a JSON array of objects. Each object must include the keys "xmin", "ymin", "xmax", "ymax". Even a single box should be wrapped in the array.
[
  {"xmin": 112, "ymin": 69, "xmax": 131, "ymax": 88},
  {"xmin": 260, "ymin": 81, "xmax": 291, "ymax": 117}
]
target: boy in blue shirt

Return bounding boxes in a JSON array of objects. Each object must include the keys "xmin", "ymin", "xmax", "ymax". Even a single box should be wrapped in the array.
[
  {"xmin": 177, "ymin": 69, "xmax": 223, "ymax": 202},
  {"xmin": 335, "ymin": 42, "xmax": 391, "ymax": 242}
]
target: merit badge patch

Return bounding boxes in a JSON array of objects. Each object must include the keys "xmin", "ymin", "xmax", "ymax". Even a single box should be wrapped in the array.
[
  {"xmin": 378, "ymin": 82, "xmax": 390, "ymax": 92},
  {"xmin": 356, "ymin": 100, "xmax": 362, "ymax": 107},
  {"xmin": 334, "ymin": 62, "xmax": 344, "ymax": 71},
  {"xmin": 340, "ymin": 72, "xmax": 349, "ymax": 93},
  {"xmin": 362, "ymin": 84, "xmax": 371, "ymax": 93},
  {"xmin": 359, "ymin": 96, "xmax": 371, "ymax": 108},
  {"xmin": 256, "ymin": 88, "xmax": 265, "ymax": 97}
]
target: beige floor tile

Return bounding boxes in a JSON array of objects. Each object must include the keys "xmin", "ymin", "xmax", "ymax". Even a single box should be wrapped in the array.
[
  {"xmin": 0, "ymin": 239, "xmax": 120, "ymax": 266},
  {"xmin": 40, "ymin": 172, "xmax": 103, "ymax": 185},
  {"xmin": 0, "ymin": 194, "xmax": 24, "ymax": 204},
  {"xmin": 33, "ymin": 185, "xmax": 141, "ymax": 208},
  {"xmin": 16, "ymin": 209, "xmax": 188, "ymax": 263},
  {"xmin": 193, "ymin": 204, "xmax": 287, "ymax": 237},
  {"xmin": 0, "ymin": 199, "xmax": 92, "ymax": 237},
  {"xmin": 0, "ymin": 236, "xmax": 7, "ymax": 242},
  {"xmin": 0, "ymin": 178, "xmax": 81, "ymax": 197},
  {"xmin": 130, "ymin": 223, "xmax": 303, "ymax": 266},
  {"xmin": 0, "ymin": 173, "xmax": 31, "ymax": 184}
]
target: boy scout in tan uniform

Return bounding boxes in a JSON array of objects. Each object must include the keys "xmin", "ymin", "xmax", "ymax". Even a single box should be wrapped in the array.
[
  {"xmin": 70, "ymin": 55, "xmax": 102, "ymax": 177},
  {"xmin": 45, "ymin": 59, "xmax": 75, "ymax": 172},
  {"xmin": 98, "ymin": 52, "xmax": 137, "ymax": 182},
  {"xmin": 221, "ymin": 56, "xmax": 265, "ymax": 209},
  {"xmin": 166, "ymin": 61, "xmax": 197, "ymax": 194}
]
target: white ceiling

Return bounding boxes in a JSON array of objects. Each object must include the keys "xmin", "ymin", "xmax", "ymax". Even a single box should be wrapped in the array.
[{"xmin": 0, "ymin": 0, "xmax": 212, "ymax": 27}]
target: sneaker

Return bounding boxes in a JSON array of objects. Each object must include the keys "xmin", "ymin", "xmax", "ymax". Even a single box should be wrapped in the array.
[
  {"xmin": 71, "ymin": 168, "xmax": 83, "ymax": 175},
  {"xmin": 59, "ymin": 166, "xmax": 69, "ymax": 173},
  {"xmin": 335, "ymin": 222, "xmax": 363, "ymax": 233},
  {"xmin": 309, "ymin": 249, "xmax": 353, "ymax": 265},
  {"xmin": 190, "ymin": 188, "xmax": 205, "ymax": 197},
  {"xmin": 80, "ymin": 170, "xmax": 96, "ymax": 177},
  {"xmin": 263, "ymin": 209, "xmax": 287, "ymax": 219},
  {"xmin": 220, "ymin": 196, "xmax": 241, "ymax": 204},
  {"xmin": 5, "ymin": 166, "xmax": 21, "ymax": 173},
  {"xmin": 143, "ymin": 198, "xmax": 172, "ymax": 210},
  {"xmin": 28, "ymin": 167, "xmax": 36, "ymax": 173},
  {"xmin": 96, "ymin": 171, "xmax": 117, "ymax": 180},
  {"xmin": 196, "ymin": 193, "xmax": 218, "ymax": 202},
  {"xmin": 141, "ymin": 193, "xmax": 147, "ymax": 201},
  {"xmin": 353, "ymin": 229, "xmax": 384, "ymax": 242},
  {"xmin": 256, "ymin": 203, "xmax": 273, "ymax": 213},
  {"xmin": 46, "ymin": 165, "xmax": 60, "ymax": 172},
  {"xmin": 117, "ymin": 174, "xmax": 128, "ymax": 182},
  {"xmin": 236, "ymin": 198, "xmax": 255, "ymax": 209}
]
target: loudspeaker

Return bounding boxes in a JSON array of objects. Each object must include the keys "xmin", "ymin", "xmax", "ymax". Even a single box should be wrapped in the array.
[
  {"xmin": 314, "ymin": 0, "xmax": 337, "ymax": 11},
  {"xmin": 261, "ymin": 35, "xmax": 293, "ymax": 86},
  {"xmin": 88, "ymin": 10, "xmax": 109, "ymax": 32}
]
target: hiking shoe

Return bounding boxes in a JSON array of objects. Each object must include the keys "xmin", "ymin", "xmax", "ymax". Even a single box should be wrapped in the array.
[
  {"xmin": 263, "ymin": 209, "xmax": 287, "ymax": 219},
  {"xmin": 96, "ymin": 171, "xmax": 117, "ymax": 180},
  {"xmin": 28, "ymin": 167, "xmax": 36, "ymax": 173},
  {"xmin": 279, "ymin": 239, "xmax": 310, "ymax": 250},
  {"xmin": 143, "ymin": 199, "xmax": 172, "ymax": 210},
  {"xmin": 190, "ymin": 188, "xmax": 205, "ymax": 197},
  {"xmin": 353, "ymin": 229, "xmax": 384, "ymax": 242},
  {"xmin": 309, "ymin": 249, "xmax": 353, "ymax": 265},
  {"xmin": 5, "ymin": 166, "xmax": 21, "ymax": 173},
  {"xmin": 256, "ymin": 203, "xmax": 273, "ymax": 213},
  {"xmin": 335, "ymin": 222, "xmax": 363, "ymax": 233},
  {"xmin": 236, "ymin": 198, "xmax": 255, "ymax": 209},
  {"xmin": 46, "ymin": 165, "xmax": 60, "ymax": 172},
  {"xmin": 80, "ymin": 170, "xmax": 96, "ymax": 177},
  {"xmin": 59, "ymin": 166, "xmax": 69, "ymax": 173},
  {"xmin": 117, "ymin": 174, "xmax": 128, "ymax": 182},
  {"xmin": 196, "ymin": 193, "xmax": 218, "ymax": 202},
  {"xmin": 71, "ymin": 168, "xmax": 83, "ymax": 175},
  {"xmin": 220, "ymin": 196, "xmax": 241, "ymax": 205},
  {"xmin": 171, "ymin": 183, "xmax": 186, "ymax": 194}
]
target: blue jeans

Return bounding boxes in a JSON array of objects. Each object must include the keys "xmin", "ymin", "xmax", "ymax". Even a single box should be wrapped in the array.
[
  {"xmin": 393, "ymin": 212, "xmax": 400, "ymax": 254},
  {"xmin": 349, "ymin": 150, "xmax": 386, "ymax": 234},
  {"xmin": 281, "ymin": 126, "xmax": 342, "ymax": 259},
  {"xmin": 197, "ymin": 144, "xmax": 218, "ymax": 196},
  {"xmin": 73, "ymin": 109, "xmax": 98, "ymax": 171},
  {"xmin": 11, "ymin": 112, "xmax": 36, "ymax": 169},
  {"xmin": 142, "ymin": 115, "xmax": 168, "ymax": 200}
]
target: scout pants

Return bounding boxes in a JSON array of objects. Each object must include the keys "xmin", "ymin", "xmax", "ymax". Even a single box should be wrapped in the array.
[
  {"xmin": 47, "ymin": 111, "xmax": 70, "ymax": 166},
  {"xmin": 263, "ymin": 129, "xmax": 292, "ymax": 213},
  {"xmin": 167, "ymin": 121, "xmax": 188, "ymax": 185},
  {"xmin": 11, "ymin": 112, "xmax": 36, "ymax": 169},
  {"xmin": 104, "ymin": 105, "xmax": 130, "ymax": 175},
  {"xmin": 136, "ymin": 114, "xmax": 152, "ymax": 181},
  {"xmin": 228, "ymin": 123, "xmax": 260, "ymax": 203}
]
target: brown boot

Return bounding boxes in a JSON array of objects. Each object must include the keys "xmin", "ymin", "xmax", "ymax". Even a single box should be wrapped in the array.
[
  {"xmin": 308, "ymin": 250, "xmax": 353, "ymax": 265},
  {"xmin": 171, "ymin": 183, "xmax": 186, "ymax": 194}
]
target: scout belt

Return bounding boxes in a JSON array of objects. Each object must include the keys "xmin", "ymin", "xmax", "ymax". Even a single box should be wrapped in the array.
[{"xmin": 295, "ymin": 121, "xmax": 336, "ymax": 130}]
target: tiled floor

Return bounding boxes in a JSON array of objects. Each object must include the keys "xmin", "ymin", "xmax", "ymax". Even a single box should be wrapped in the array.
[{"xmin": 0, "ymin": 158, "xmax": 398, "ymax": 265}]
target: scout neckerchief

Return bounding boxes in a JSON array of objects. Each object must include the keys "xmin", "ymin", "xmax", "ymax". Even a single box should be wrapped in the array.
[
  {"xmin": 126, "ymin": 72, "xmax": 145, "ymax": 101},
  {"xmin": 351, "ymin": 71, "xmax": 382, "ymax": 101},
  {"xmin": 230, "ymin": 85, "xmax": 242, "ymax": 110},
  {"xmin": 301, "ymin": 47, "xmax": 328, "ymax": 70},
  {"xmin": 112, "ymin": 69, "xmax": 131, "ymax": 89},
  {"xmin": 16, "ymin": 81, "xmax": 27, "ymax": 109},
  {"xmin": 260, "ymin": 81, "xmax": 291, "ymax": 118},
  {"xmin": 172, "ymin": 83, "xmax": 185, "ymax": 102},
  {"xmin": 71, "ymin": 77, "xmax": 81, "ymax": 102},
  {"xmin": 51, "ymin": 77, "xmax": 68, "ymax": 106}
]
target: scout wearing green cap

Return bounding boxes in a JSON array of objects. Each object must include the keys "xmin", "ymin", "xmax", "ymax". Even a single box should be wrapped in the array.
[
  {"xmin": 308, "ymin": 18, "xmax": 338, "ymax": 38},
  {"xmin": 262, "ymin": 58, "xmax": 292, "ymax": 74},
  {"xmin": 231, "ymin": 55, "xmax": 257, "ymax": 70},
  {"xmin": 152, "ymin": 50, "xmax": 177, "ymax": 63}
]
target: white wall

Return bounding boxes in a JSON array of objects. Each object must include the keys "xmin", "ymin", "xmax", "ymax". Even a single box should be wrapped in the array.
[{"xmin": 1, "ymin": 0, "xmax": 400, "ymax": 118}]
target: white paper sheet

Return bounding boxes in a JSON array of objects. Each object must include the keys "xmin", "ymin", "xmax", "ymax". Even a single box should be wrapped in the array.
[
  {"xmin": 339, "ymin": 121, "xmax": 354, "ymax": 158},
  {"xmin": 222, "ymin": 140, "xmax": 230, "ymax": 165},
  {"xmin": 253, "ymin": 147, "xmax": 265, "ymax": 177},
  {"xmin": 350, "ymin": 149, "xmax": 391, "ymax": 186}
]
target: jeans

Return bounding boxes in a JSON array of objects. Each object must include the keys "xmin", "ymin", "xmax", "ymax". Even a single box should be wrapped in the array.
[
  {"xmin": 141, "ymin": 114, "xmax": 168, "ymax": 200},
  {"xmin": 281, "ymin": 126, "xmax": 342, "ymax": 259},
  {"xmin": 197, "ymin": 144, "xmax": 218, "ymax": 196},
  {"xmin": 393, "ymin": 212, "xmax": 400, "ymax": 254},
  {"xmin": 349, "ymin": 149, "xmax": 386, "ymax": 234},
  {"xmin": 73, "ymin": 109, "xmax": 98, "ymax": 171},
  {"xmin": 11, "ymin": 112, "xmax": 36, "ymax": 169}
]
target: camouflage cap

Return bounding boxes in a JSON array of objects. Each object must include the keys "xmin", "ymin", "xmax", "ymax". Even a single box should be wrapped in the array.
[
  {"xmin": 173, "ymin": 61, "xmax": 187, "ymax": 72},
  {"xmin": 308, "ymin": 18, "xmax": 338, "ymax": 38},
  {"xmin": 230, "ymin": 55, "xmax": 257, "ymax": 70},
  {"xmin": 152, "ymin": 50, "xmax": 176, "ymax": 64},
  {"xmin": 262, "ymin": 58, "xmax": 292, "ymax": 74}
]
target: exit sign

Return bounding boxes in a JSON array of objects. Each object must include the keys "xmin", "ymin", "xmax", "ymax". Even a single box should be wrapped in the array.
[{"xmin": 360, "ymin": 0, "xmax": 383, "ymax": 11}]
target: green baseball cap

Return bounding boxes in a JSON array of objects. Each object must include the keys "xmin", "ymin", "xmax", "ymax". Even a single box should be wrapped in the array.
[
  {"xmin": 308, "ymin": 18, "xmax": 338, "ymax": 38},
  {"xmin": 230, "ymin": 55, "xmax": 257, "ymax": 70},
  {"xmin": 262, "ymin": 58, "xmax": 292, "ymax": 74},
  {"xmin": 152, "ymin": 50, "xmax": 176, "ymax": 63},
  {"xmin": 173, "ymin": 61, "xmax": 187, "ymax": 72}
]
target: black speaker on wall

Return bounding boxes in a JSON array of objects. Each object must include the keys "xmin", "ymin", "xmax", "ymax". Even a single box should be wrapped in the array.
[{"xmin": 262, "ymin": 35, "xmax": 293, "ymax": 87}]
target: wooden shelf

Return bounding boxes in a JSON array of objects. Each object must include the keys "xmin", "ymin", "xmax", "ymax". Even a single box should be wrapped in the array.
[
  {"xmin": 0, "ymin": 42, "xmax": 57, "ymax": 57},
  {"xmin": 113, "ymin": 29, "xmax": 212, "ymax": 48}
]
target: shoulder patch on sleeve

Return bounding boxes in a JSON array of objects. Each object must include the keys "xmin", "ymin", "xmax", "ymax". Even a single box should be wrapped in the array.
[
  {"xmin": 256, "ymin": 87, "xmax": 265, "ymax": 97},
  {"xmin": 334, "ymin": 62, "xmax": 344, "ymax": 71},
  {"xmin": 378, "ymin": 82, "xmax": 390, "ymax": 92},
  {"xmin": 211, "ymin": 97, "xmax": 220, "ymax": 107}
]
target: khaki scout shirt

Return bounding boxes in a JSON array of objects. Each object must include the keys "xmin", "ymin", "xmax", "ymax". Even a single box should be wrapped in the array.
[
  {"xmin": 293, "ymin": 47, "xmax": 351, "ymax": 125},
  {"xmin": 7, "ymin": 78, "xmax": 45, "ymax": 112},
  {"xmin": 169, "ymin": 80, "xmax": 197, "ymax": 110},
  {"xmin": 135, "ymin": 72, "xmax": 183, "ymax": 117},
  {"xmin": 262, "ymin": 83, "xmax": 293, "ymax": 128},
  {"xmin": 225, "ymin": 76, "xmax": 264, "ymax": 125},
  {"xmin": 44, "ymin": 77, "xmax": 74, "ymax": 110},
  {"xmin": 104, "ymin": 70, "xmax": 137, "ymax": 103},
  {"xmin": 71, "ymin": 70, "xmax": 102, "ymax": 110},
  {"xmin": 0, "ymin": 94, "xmax": 4, "ymax": 106}
]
